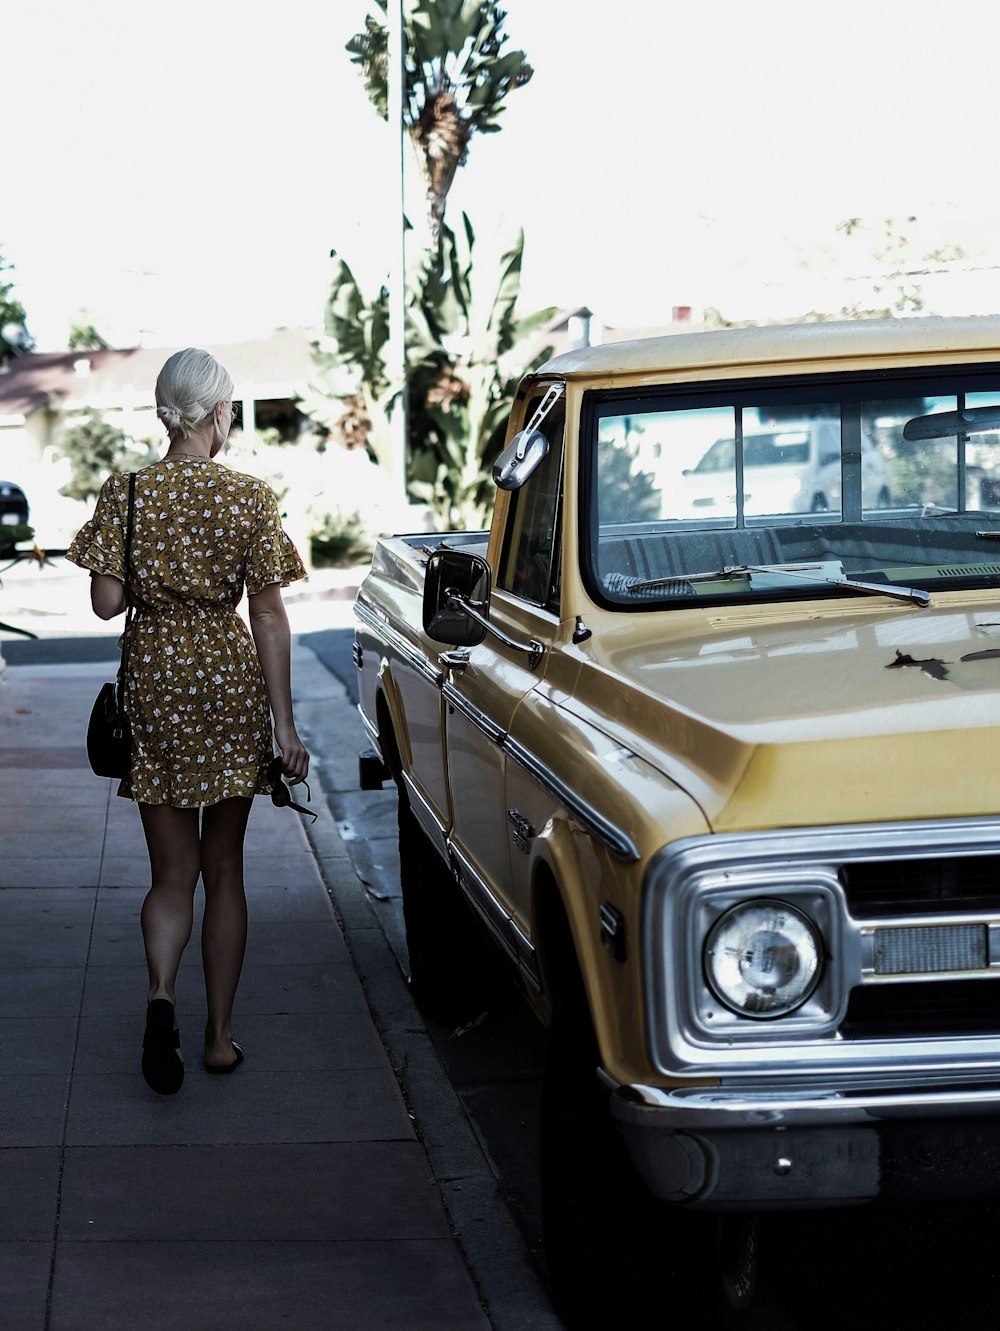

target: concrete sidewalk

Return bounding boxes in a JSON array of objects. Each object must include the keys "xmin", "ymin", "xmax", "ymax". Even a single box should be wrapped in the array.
[{"xmin": 0, "ymin": 650, "xmax": 492, "ymax": 1330}]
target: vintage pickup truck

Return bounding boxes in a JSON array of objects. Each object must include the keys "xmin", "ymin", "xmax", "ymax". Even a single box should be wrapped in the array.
[{"xmin": 353, "ymin": 315, "xmax": 1000, "ymax": 1323}]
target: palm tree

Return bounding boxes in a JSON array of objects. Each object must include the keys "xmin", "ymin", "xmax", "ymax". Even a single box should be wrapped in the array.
[
  {"xmin": 303, "ymin": 213, "xmax": 555, "ymax": 529},
  {"xmin": 304, "ymin": 2, "xmax": 546, "ymax": 528},
  {"xmin": 347, "ymin": 0, "xmax": 533, "ymax": 243}
]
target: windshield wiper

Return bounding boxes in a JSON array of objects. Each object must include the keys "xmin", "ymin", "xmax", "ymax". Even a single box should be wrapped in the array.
[{"xmin": 628, "ymin": 562, "xmax": 931, "ymax": 608}]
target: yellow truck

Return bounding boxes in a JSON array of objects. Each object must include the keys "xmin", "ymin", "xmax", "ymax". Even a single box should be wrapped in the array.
[{"xmin": 354, "ymin": 315, "xmax": 1000, "ymax": 1324}]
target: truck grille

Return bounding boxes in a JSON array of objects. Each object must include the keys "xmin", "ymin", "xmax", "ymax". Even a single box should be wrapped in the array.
[
  {"xmin": 842, "ymin": 855, "xmax": 1000, "ymax": 1040},
  {"xmin": 841, "ymin": 856, "xmax": 1000, "ymax": 918},
  {"xmin": 841, "ymin": 978, "xmax": 1000, "ymax": 1040}
]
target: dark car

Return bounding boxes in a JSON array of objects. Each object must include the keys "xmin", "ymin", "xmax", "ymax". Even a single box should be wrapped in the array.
[{"xmin": 0, "ymin": 481, "xmax": 29, "ymax": 528}]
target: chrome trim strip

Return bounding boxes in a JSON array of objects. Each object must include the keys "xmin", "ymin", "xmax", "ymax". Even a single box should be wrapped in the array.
[
  {"xmin": 507, "ymin": 916, "xmax": 541, "ymax": 989},
  {"xmin": 357, "ymin": 705, "xmax": 380, "ymax": 750},
  {"xmin": 400, "ymin": 771, "xmax": 447, "ymax": 852},
  {"xmin": 446, "ymin": 842, "xmax": 540, "ymax": 987},
  {"xmin": 441, "ymin": 682, "xmax": 507, "ymax": 744},
  {"xmin": 352, "ymin": 597, "xmax": 384, "ymax": 635},
  {"xmin": 448, "ymin": 841, "xmax": 520, "ymax": 965},
  {"xmin": 657, "ymin": 817, "xmax": 1000, "ymax": 873},
  {"xmin": 355, "ymin": 600, "xmax": 443, "ymax": 689},
  {"xmin": 608, "ymin": 1078, "xmax": 1000, "ymax": 1131},
  {"xmin": 503, "ymin": 735, "xmax": 639, "ymax": 862},
  {"xmin": 397, "ymin": 788, "xmax": 539, "ymax": 986}
]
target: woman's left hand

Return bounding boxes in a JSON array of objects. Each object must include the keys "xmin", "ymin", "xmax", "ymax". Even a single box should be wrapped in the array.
[{"xmin": 274, "ymin": 722, "xmax": 309, "ymax": 784}]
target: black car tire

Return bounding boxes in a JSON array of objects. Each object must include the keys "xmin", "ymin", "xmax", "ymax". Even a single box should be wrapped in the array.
[
  {"xmin": 540, "ymin": 975, "xmax": 759, "ymax": 1327},
  {"xmin": 396, "ymin": 794, "xmax": 507, "ymax": 1025}
]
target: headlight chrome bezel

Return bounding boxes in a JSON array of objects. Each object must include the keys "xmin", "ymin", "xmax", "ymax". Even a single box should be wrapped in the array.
[
  {"xmin": 686, "ymin": 874, "xmax": 841, "ymax": 1042},
  {"xmin": 643, "ymin": 842, "xmax": 849, "ymax": 1067}
]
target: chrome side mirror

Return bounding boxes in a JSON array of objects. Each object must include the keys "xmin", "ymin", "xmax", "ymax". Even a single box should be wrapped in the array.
[
  {"xmin": 492, "ymin": 428, "xmax": 550, "ymax": 491},
  {"xmin": 423, "ymin": 550, "xmax": 491, "ymax": 646}
]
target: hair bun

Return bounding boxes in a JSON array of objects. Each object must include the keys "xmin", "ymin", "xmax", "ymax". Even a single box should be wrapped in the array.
[{"xmin": 156, "ymin": 404, "xmax": 182, "ymax": 431}]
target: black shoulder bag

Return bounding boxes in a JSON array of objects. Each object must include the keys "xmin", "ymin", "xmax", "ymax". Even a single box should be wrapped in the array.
[{"xmin": 86, "ymin": 473, "xmax": 136, "ymax": 778}]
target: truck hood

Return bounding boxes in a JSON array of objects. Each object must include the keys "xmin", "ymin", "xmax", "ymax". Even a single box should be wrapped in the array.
[{"xmin": 567, "ymin": 598, "xmax": 1000, "ymax": 831}]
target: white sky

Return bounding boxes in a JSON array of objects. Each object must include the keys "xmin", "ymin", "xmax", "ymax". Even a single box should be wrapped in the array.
[{"xmin": 5, "ymin": 0, "xmax": 1000, "ymax": 350}]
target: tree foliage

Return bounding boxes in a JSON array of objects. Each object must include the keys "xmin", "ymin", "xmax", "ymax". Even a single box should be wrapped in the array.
[
  {"xmin": 305, "ymin": 2, "xmax": 549, "ymax": 530},
  {"xmin": 793, "ymin": 217, "xmax": 968, "ymax": 324},
  {"xmin": 707, "ymin": 216, "xmax": 970, "ymax": 328},
  {"xmin": 68, "ymin": 316, "xmax": 109, "ymax": 351},
  {"xmin": 828, "ymin": 216, "xmax": 967, "ymax": 319},
  {"xmin": 407, "ymin": 214, "xmax": 555, "ymax": 526},
  {"xmin": 347, "ymin": 0, "xmax": 532, "ymax": 240},
  {"xmin": 304, "ymin": 213, "xmax": 555, "ymax": 529},
  {"xmin": 0, "ymin": 247, "xmax": 34, "ymax": 364},
  {"xmin": 597, "ymin": 438, "xmax": 662, "ymax": 526},
  {"xmin": 57, "ymin": 411, "xmax": 149, "ymax": 503}
]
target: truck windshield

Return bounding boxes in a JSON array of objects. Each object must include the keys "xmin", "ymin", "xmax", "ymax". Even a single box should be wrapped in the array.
[{"xmin": 585, "ymin": 369, "xmax": 1000, "ymax": 608}]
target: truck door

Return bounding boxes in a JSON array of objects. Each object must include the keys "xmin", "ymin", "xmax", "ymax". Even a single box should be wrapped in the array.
[{"xmin": 441, "ymin": 390, "xmax": 565, "ymax": 961}]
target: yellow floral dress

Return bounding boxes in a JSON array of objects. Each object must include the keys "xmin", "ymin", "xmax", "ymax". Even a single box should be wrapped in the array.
[{"xmin": 67, "ymin": 458, "xmax": 306, "ymax": 807}]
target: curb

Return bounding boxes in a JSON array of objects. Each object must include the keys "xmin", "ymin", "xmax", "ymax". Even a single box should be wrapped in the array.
[{"xmin": 295, "ymin": 642, "xmax": 563, "ymax": 1331}]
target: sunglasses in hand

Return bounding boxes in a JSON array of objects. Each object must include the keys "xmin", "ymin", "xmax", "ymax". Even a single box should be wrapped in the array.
[{"xmin": 266, "ymin": 756, "xmax": 317, "ymax": 822}]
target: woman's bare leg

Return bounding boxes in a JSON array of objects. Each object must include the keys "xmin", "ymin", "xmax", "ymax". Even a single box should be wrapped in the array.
[
  {"xmin": 200, "ymin": 796, "xmax": 253, "ymax": 1067},
  {"xmin": 138, "ymin": 803, "xmax": 201, "ymax": 1006}
]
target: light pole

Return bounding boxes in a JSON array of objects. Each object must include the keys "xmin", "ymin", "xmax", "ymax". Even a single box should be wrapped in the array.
[{"xmin": 386, "ymin": 0, "xmax": 408, "ymax": 518}]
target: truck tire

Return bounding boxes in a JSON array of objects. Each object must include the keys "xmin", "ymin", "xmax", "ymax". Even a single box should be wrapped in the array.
[
  {"xmin": 397, "ymin": 795, "xmax": 507, "ymax": 1026},
  {"xmin": 540, "ymin": 974, "xmax": 758, "ymax": 1326}
]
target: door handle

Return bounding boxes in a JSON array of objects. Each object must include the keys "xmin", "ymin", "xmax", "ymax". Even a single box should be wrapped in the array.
[{"xmin": 439, "ymin": 649, "xmax": 471, "ymax": 672}]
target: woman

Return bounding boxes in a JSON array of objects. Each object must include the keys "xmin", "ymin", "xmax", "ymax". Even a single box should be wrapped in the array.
[{"xmin": 67, "ymin": 347, "xmax": 309, "ymax": 1095}]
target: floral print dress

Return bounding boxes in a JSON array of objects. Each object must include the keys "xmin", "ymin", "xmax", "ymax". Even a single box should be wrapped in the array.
[{"xmin": 67, "ymin": 458, "xmax": 306, "ymax": 807}]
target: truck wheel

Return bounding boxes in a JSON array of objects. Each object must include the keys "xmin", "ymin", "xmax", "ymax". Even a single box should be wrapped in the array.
[
  {"xmin": 540, "ymin": 986, "xmax": 758, "ymax": 1326},
  {"xmin": 397, "ymin": 795, "xmax": 507, "ymax": 1025}
]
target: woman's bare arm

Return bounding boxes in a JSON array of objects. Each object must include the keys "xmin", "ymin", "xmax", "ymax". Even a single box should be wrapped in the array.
[
  {"xmin": 247, "ymin": 582, "xmax": 309, "ymax": 782},
  {"xmin": 91, "ymin": 572, "xmax": 126, "ymax": 620}
]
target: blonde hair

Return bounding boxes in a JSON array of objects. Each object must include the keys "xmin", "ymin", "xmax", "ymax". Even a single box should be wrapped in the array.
[{"xmin": 154, "ymin": 347, "xmax": 234, "ymax": 439}]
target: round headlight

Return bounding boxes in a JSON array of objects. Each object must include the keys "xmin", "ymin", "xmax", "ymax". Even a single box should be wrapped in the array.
[{"xmin": 704, "ymin": 900, "xmax": 821, "ymax": 1019}]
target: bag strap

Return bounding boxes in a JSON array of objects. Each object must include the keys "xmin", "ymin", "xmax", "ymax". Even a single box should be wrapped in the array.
[
  {"xmin": 116, "ymin": 473, "xmax": 137, "ymax": 695},
  {"xmin": 123, "ymin": 471, "xmax": 136, "ymax": 611}
]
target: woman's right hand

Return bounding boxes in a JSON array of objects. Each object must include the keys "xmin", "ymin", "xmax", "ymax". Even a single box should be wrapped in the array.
[{"xmin": 274, "ymin": 723, "xmax": 309, "ymax": 784}]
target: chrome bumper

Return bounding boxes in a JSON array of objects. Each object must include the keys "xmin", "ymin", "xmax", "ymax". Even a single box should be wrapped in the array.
[{"xmin": 608, "ymin": 1076, "xmax": 1000, "ymax": 1208}]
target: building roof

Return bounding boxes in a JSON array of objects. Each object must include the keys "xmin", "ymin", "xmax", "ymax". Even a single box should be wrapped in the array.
[{"xmin": 0, "ymin": 327, "xmax": 318, "ymax": 419}]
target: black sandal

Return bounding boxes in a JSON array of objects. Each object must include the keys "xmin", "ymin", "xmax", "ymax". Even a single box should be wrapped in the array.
[
  {"xmin": 203, "ymin": 1026, "xmax": 244, "ymax": 1075},
  {"xmin": 141, "ymin": 998, "xmax": 184, "ymax": 1095}
]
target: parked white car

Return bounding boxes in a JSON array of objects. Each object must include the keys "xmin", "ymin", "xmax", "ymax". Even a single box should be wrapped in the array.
[{"xmin": 675, "ymin": 419, "xmax": 890, "ymax": 518}]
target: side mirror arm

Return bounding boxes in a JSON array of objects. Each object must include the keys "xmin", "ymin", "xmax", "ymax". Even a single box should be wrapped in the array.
[{"xmin": 445, "ymin": 593, "xmax": 545, "ymax": 670}]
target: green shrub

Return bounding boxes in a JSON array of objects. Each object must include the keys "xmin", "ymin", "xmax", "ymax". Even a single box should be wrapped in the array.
[
  {"xmin": 310, "ymin": 510, "xmax": 372, "ymax": 567},
  {"xmin": 0, "ymin": 522, "xmax": 33, "ymax": 557}
]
